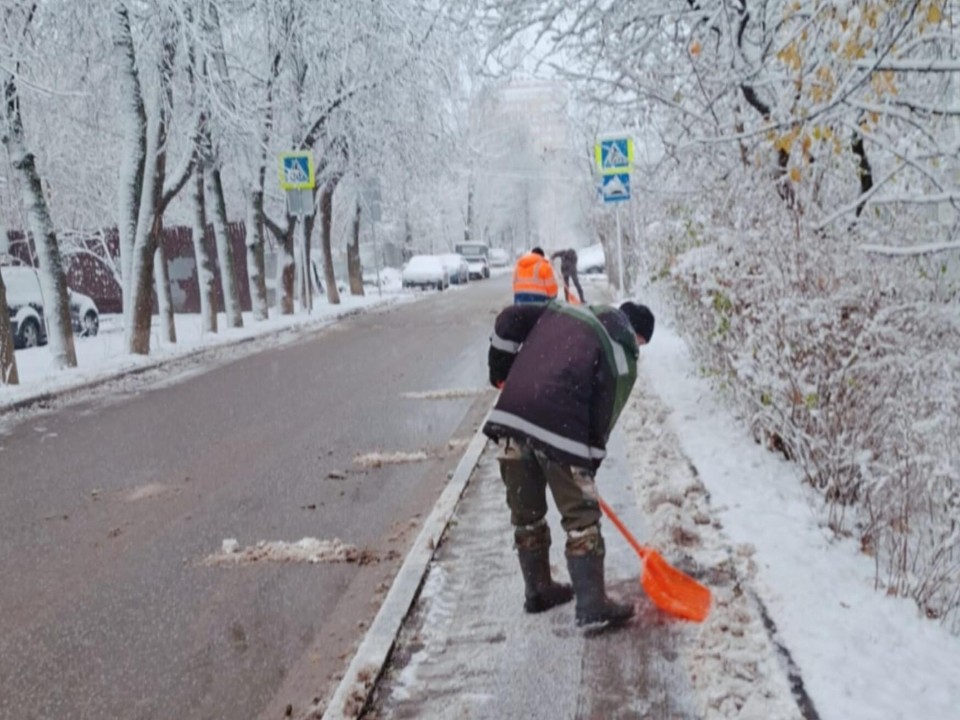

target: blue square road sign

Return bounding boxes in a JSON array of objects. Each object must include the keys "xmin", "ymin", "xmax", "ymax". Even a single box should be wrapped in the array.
[{"xmin": 601, "ymin": 173, "xmax": 631, "ymax": 203}]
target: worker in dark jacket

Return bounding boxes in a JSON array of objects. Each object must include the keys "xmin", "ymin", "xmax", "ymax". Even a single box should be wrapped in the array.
[
  {"xmin": 483, "ymin": 300, "xmax": 655, "ymax": 627},
  {"xmin": 551, "ymin": 248, "xmax": 585, "ymax": 303}
]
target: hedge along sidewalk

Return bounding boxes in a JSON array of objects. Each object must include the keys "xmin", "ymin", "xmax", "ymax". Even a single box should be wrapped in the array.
[{"xmin": 0, "ymin": 295, "xmax": 410, "ymax": 416}]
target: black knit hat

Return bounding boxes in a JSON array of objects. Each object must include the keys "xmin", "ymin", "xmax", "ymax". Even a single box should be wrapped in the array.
[
  {"xmin": 619, "ymin": 302, "xmax": 655, "ymax": 343},
  {"xmin": 531, "ymin": 246, "xmax": 545, "ymax": 256}
]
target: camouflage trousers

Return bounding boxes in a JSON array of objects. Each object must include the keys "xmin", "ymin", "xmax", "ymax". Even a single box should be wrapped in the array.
[{"xmin": 497, "ymin": 439, "xmax": 604, "ymax": 557}]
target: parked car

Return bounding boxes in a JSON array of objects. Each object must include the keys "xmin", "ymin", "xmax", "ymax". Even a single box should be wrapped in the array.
[
  {"xmin": 401, "ymin": 255, "xmax": 449, "ymax": 291},
  {"xmin": 455, "ymin": 242, "xmax": 491, "ymax": 279},
  {"xmin": 70, "ymin": 289, "xmax": 100, "ymax": 337},
  {"xmin": 488, "ymin": 248, "xmax": 510, "ymax": 268},
  {"xmin": 438, "ymin": 253, "xmax": 470, "ymax": 285},
  {"xmin": 465, "ymin": 256, "xmax": 490, "ymax": 280},
  {"xmin": 1, "ymin": 264, "xmax": 100, "ymax": 349},
  {"xmin": 577, "ymin": 243, "xmax": 606, "ymax": 275}
]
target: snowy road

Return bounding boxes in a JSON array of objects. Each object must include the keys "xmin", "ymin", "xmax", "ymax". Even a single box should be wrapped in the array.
[{"xmin": 0, "ymin": 278, "xmax": 507, "ymax": 720}]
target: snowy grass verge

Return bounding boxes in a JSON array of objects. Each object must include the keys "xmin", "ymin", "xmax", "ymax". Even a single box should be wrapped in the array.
[
  {"xmin": 636, "ymin": 310, "xmax": 960, "ymax": 720},
  {"xmin": 622, "ymin": 382, "xmax": 807, "ymax": 719}
]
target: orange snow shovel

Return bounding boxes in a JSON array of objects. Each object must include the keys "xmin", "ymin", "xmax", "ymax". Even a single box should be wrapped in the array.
[{"xmin": 599, "ymin": 496, "xmax": 711, "ymax": 622}]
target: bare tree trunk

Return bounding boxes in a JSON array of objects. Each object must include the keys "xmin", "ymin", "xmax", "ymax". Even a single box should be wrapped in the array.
[
  {"xmin": 0, "ymin": 271, "xmax": 18, "ymax": 385},
  {"xmin": 118, "ymin": 4, "xmax": 193, "ymax": 354},
  {"xmin": 1, "ymin": 70, "xmax": 77, "ymax": 369},
  {"xmin": 280, "ymin": 227, "xmax": 296, "ymax": 314},
  {"xmin": 319, "ymin": 179, "xmax": 341, "ymax": 304},
  {"xmin": 347, "ymin": 199, "xmax": 364, "ymax": 296},
  {"xmin": 465, "ymin": 178, "xmax": 474, "ymax": 241},
  {"xmin": 246, "ymin": 191, "xmax": 269, "ymax": 321},
  {"xmin": 154, "ymin": 240, "xmax": 176, "ymax": 343},
  {"xmin": 206, "ymin": 165, "xmax": 243, "ymax": 328},
  {"xmin": 128, "ymin": 110, "xmax": 160, "ymax": 355},
  {"xmin": 111, "ymin": 2, "xmax": 146, "ymax": 334},
  {"xmin": 263, "ymin": 215, "xmax": 295, "ymax": 315},
  {"xmin": 245, "ymin": 192, "xmax": 269, "ymax": 320},
  {"xmin": 129, "ymin": 207, "xmax": 159, "ymax": 355},
  {"xmin": 200, "ymin": 0, "xmax": 264, "ymax": 322},
  {"xmin": 297, "ymin": 213, "xmax": 312, "ymax": 312},
  {"xmin": 191, "ymin": 160, "xmax": 217, "ymax": 333},
  {"xmin": 245, "ymin": 27, "xmax": 284, "ymax": 321},
  {"xmin": 128, "ymin": 90, "xmax": 167, "ymax": 354}
]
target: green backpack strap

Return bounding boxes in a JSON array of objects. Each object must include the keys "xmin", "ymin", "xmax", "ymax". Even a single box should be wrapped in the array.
[{"xmin": 550, "ymin": 303, "xmax": 638, "ymax": 431}]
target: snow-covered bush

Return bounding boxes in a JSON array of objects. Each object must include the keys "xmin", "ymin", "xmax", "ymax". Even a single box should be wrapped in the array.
[{"xmin": 648, "ymin": 185, "xmax": 960, "ymax": 631}]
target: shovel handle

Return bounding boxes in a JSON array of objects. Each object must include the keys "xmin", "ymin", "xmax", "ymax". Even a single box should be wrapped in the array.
[{"xmin": 598, "ymin": 497, "xmax": 649, "ymax": 561}]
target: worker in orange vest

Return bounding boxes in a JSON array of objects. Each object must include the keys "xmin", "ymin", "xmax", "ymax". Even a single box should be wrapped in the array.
[{"xmin": 512, "ymin": 247, "xmax": 558, "ymax": 304}]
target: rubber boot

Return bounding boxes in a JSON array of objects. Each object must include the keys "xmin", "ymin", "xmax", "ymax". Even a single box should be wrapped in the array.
[
  {"xmin": 515, "ymin": 520, "xmax": 573, "ymax": 614},
  {"xmin": 566, "ymin": 551, "xmax": 634, "ymax": 627},
  {"xmin": 517, "ymin": 546, "xmax": 574, "ymax": 614}
]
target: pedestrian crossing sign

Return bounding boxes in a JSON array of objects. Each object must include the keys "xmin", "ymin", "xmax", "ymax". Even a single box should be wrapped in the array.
[
  {"xmin": 594, "ymin": 136, "xmax": 634, "ymax": 175},
  {"xmin": 279, "ymin": 152, "xmax": 316, "ymax": 190}
]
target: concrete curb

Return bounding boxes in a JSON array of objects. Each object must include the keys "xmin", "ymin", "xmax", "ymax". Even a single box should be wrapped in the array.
[
  {"xmin": 320, "ymin": 417, "xmax": 491, "ymax": 720},
  {"xmin": 0, "ymin": 305, "xmax": 382, "ymax": 417}
]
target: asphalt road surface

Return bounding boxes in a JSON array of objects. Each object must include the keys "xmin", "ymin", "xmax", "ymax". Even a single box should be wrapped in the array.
[{"xmin": 0, "ymin": 277, "xmax": 509, "ymax": 720}]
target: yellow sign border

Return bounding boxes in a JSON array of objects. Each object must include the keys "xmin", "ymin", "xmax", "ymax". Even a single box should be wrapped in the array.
[
  {"xmin": 594, "ymin": 136, "xmax": 634, "ymax": 176},
  {"xmin": 279, "ymin": 151, "xmax": 316, "ymax": 190}
]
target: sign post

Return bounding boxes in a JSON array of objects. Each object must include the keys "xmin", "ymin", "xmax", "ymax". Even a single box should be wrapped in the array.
[
  {"xmin": 279, "ymin": 152, "xmax": 316, "ymax": 312},
  {"xmin": 595, "ymin": 135, "xmax": 634, "ymax": 298}
]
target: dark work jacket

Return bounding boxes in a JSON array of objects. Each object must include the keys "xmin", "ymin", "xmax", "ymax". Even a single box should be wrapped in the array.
[{"xmin": 483, "ymin": 301, "xmax": 639, "ymax": 471}]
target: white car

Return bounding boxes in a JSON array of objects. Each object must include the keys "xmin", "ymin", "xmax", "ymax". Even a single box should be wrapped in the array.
[
  {"xmin": 402, "ymin": 255, "xmax": 449, "ymax": 291},
  {"xmin": 70, "ymin": 289, "xmax": 100, "ymax": 337},
  {"xmin": 465, "ymin": 256, "xmax": 489, "ymax": 280},
  {"xmin": 438, "ymin": 254, "xmax": 469, "ymax": 285},
  {"xmin": 1, "ymin": 264, "xmax": 100, "ymax": 348},
  {"xmin": 488, "ymin": 248, "xmax": 510, "ymax": 268}
]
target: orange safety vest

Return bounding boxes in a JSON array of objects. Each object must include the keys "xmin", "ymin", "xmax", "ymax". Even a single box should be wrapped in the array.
[{"xmin": 513, "ymin": 253, "xmax": 559, "ymax": 303}]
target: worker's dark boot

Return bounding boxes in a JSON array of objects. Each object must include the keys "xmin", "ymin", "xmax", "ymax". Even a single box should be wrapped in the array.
[
  {"xmin": 515, "ymin": 521, "xmax": 573, "ymax": 614},
  {"xmin": 518, "ymin": 546, "xmax": 574, "ymax": 613},
  {"xmin": 566, "ymin": 528, "xmax": 634, "ymax": 627}
]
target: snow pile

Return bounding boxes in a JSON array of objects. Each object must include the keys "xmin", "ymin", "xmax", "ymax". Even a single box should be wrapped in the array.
[
  {"xmin": 202, "ymin": 537, "xmax": 365, "ymax": 566},
  {"xmin": 622, "ymin": 390, "xmax": 805, "ymax": 719},
  {"xmin": 400, "ymin": 387, "xmax": 492, "ymax": 400},
  {"xmin": 125, "ymin": 482, "xmax": 174, "ymax": 502},
  {"xmin": 354, "ymin": 450, "xmax": 429, "ymax": 468}
]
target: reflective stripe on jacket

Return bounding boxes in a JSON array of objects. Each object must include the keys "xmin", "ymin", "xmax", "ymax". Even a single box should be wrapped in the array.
[
  {"xmin": 483, "ymin": 301, "xmax": 639, "ymax": 471},
  {"xmin": 512, "ymin": 253, "xmax": 558, "ymax": 303}
]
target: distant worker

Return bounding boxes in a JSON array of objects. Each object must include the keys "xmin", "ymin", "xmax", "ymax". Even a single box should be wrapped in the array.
[
  {"xmin": 551, "ymin": 248, "xmax": 585, "ymax": 304},
  {"xmin": 512, "ymin": 247, "xmax": 558, "ymax": 304}
]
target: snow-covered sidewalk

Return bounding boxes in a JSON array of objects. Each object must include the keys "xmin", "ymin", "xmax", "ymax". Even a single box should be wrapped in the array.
[
  {"xmin": 361, "ymin": 310, "xmax": 959, "ymax": 720},
  {"xmin": 364, "ymin": 401, "xmax": 801, "ymax": 719}
]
